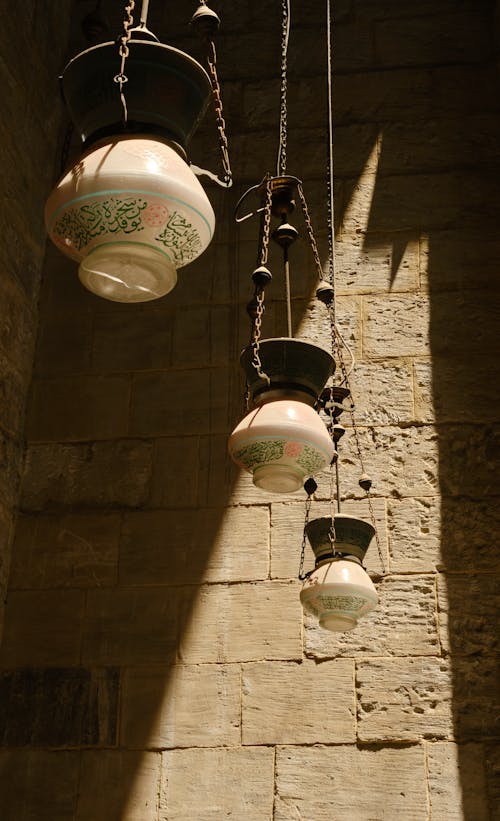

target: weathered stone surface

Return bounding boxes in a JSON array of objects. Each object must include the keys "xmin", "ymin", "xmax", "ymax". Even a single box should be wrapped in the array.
[
  {"xmin": 35, "ymin": 312, "xmax": 92, "ymax": 376},
  {"xmin": 0, "ymin": 590, "xmax": 84, "ymax": 666},
  {"xmin": 345, "ymin": 361, "xmax": 414, "ymax": 424},
  {"xmin": 0, "ymin": 750, "xmax": 78, "ymax": 821},
  {"xmin": 26, "ymin": 375, "xmax": 131, "ymax": 441},
  {"xmin": 329, "ymin": 233, "xmax": 419, "ymax": 295},
  {"xmin": 419, "ymin": 229, "xmax": 500, "ymax": 293},
  {"xmin": 414, "ymin": 356, "xmax": 499, "ymax": 424},
  {"xmin": 274, "ymin": 745, "xmax": 428, "ymax": 820},
  {"xmin": 81, "ymin": 588, "xmax": 179, "ymax": 666},
  {"xmin": 0, "ymin": 352, "xmax": 27, "ymax": 438},
  {"xmin": 149, "ymin": 436, "xmax": 201, "ymax": 508},
  {"xmin": 388, "ymin": 496, "xmax": 441, "ymax": 573},
  {"xmin": 314, "ymin": 425, "xmax": 439, "ymax": 501},
  {"xmin": 76, "ymin": 751, "xmax": 161, "ymax": 821},
  {"xmin": 122, "ymin": 664, "xmax": 240, "ymax": 748},
  {"xmin": 91, "ymin": 307, "xmax": 174, "ymax": 372},
  {"xmin": 357, "ymin": 658, "xmax": 453, "ymax": 741},
  {"xmin": 160, "ymin": 747, "xmax": 274, "ymax": 821},
  {"xmin": 242, "ymin": 660, "xmax": 355, "ymax": 744},
  {"xmin": 0, "ymin": 667, "xmax": 119, "ymax": 747},
  {"xmin": 271, "ymin": 497, "xmax": 387, "ymax": 579},
  {"xmin": 426, "ymin": 742, "xmax": 489, "ymax": 820},
  {"xmin": 305, "ymin": 575, "xmax": 439, "ymax": 659},
  {"xmin": 120, "ymin": 505, "xmax": 269, "ymax": 586},
  {"xmin": 9, "ymin": 512, "xmax": 120, "ymax": 588},
  {"xmin": 363, "ymin": 294, "xmax": 430, "ymax": 359},
  {"xmin": 295, "ymin": 295, "xmax": 362, "ymax": 360},
  {"xmin": 179, "ymin": 581, "xmax": 302, "ymax": 663},
  {"xmin": 375, "ymin": 10, "xmax": 493, "ymax": 67},
  {"xmin": 485, "ymin": 743, "xmax": 500, "ymax": 820},
  {"xmin": 129, "ymin": 367, "xmax": 232, "ymax": 437},
  {"xmin": 437, "ymin": 425, "xmax": 499, "ymax": 498},
  {"xmin": 21, "ymin": 440, "xmax": 153, "ymax": 511},
  {"xmin": 437, "ymin": 573, "xmax": 500, "ymax": 656}
]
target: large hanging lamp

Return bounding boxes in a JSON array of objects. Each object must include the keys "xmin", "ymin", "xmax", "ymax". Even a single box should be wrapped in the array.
[{"xmin": 45, "ymin": 2, "xmax": 229, "ymax": 303}]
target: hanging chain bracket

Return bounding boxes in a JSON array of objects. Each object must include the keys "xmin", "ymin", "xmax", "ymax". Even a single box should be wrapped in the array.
[{"xmin": 114, "ymin": 1, "xmax": 136, "ymax": 125}]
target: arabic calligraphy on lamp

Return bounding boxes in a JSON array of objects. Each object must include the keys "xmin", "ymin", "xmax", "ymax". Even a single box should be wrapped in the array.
[{"xmin": 45, "ymin": 135, "xmax": 214, "ymax": 303}]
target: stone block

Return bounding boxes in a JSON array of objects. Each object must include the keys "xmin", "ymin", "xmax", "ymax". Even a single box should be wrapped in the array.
[
  {"xmin": 485, "ymin": 743, "xmax": 500, "ymax": 820},
  {"xmin": 120, "ymin": 505, "xmax": 269, "ymax": 586},
  {"xmin": 35, "ymin": 313, "xmax": 92, "ymax": 377},
  {"xmin": 76, "ymin": 751, "xmax": 161, "ymax": 821},
  {"xmin": 347, "ymin": 361, "xmax": 414, "ymax": 425},
  {"xmin": 363, "ymin": 294, "xmax": 430, "ymax": 358},
  {"xmin": 179, "ymin": 581, "xmax": 302, "ymax": 663},
  {"xmin": 27, "ymin": 375, "xmax": 131, "ymax": 442},
  {"xmin": 437, "ymin": 573, "xmax": 500, "ymax": 656},
  {"xmin": 0, "ymin": 431, "xmax": 24, "ymax": 510},
  {"xmin": 270, "ymin": 497, "xmax": 387, "ymax": 579},
  {"xmin": 160, "ymin": 747, "xmax": 274, "ymax": 821},
  {"xmin": 0, "ymin": 352, "xmax": 27, "ymax": 438},
  {"xmin": 9, "ymin": 512, "xmax": 120, "ymax": 589},
  {"xmin": 414, "ymin": 356, "xmax": 498, "ymax": 425},
  {"xmin": 304, "ymin": 575, "xmax": 439, "ymax": 659},
  {"xmin": 0, "ymin": 750, "xmax": 78, "ymax": 821},
  {"xmin": 129, "ymin": 367, "xmax": 232, "ymax": 437},
  {"xmin": 21, "ymin": 440, "xmax": 153, "ymax": 511},
  {"xmin": 91, "ymin": 307, "xmax": 174, "ymax": 372},
  {"xmin": 0, "ymin": 272, "xmax": 36, "ymax": 375},
  {"xmin": 314, "ymin": 425, "xmax": 439, "ymax": 501},
  {"xmin": 388, "ymin": 497, "xmax": 440, "ymax": 573},
  {"xmin": 426, "ymin": 742, "xmax": 489, "ymax": 820},
  {"xmin": 419, "ymin": 230, "xmax": 500, "ymax": 293},
  {"xmin": 274, "ymin": 744, "xmax": 428, "ymax": 820},
  {"xmin": 430, "ymin": 64, "xmax": 500, "ymax": 119},
  {"xmin": 81, "ymin": 588, "xmax": 179, "ymax": 666},
  {"xmin": 0, "ymin": 590, "xmax": 84, "ymax": 666},
  {"xmin": 375, "ymin": 11, "xmax": 492, "ymax": 67},
  {"xmin": 451, "ymin": 657, "xmax": 500, "ymax": 741},
  {"xmin": 356, "ymin": 658, "xmax": 453, "ymax": 742},
  {"xmin": 335, "ymin": 69, "xmax": 433, "ymax": 126},
  {"xmin": 438, "ymin": 425, "xmax": 499, "ymax": 498},
  {"xmin": 121, "ymin": 664, "xmax": 240, "ymax": 748},
  {"xmin": 295, "ymin": 295, "xmax": 362, "ymax": 360},
  {"xmin": 149, "ymin": 436, "xmax": 200, "ymax": 509},
  {"xmin": 0, "ymin": 667, "xmax": 119, "ymax": 747},
  {"xmin": 242, "ymin": 659, "xmax": 355, "ymax": 744},
  {"xmin": 334, "ymin": 232, "xmax": 419, "ymax": 294}
]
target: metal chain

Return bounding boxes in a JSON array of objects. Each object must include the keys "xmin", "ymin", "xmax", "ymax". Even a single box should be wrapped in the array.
[
  {"xmin": 276, "ymin": 0, "xmax": 290, "ymax": 176},
  {"xmin": 114, "ymin": 1, "xmax": 136, "ymax": 124},
  {"xmin": 325, "ymin": 0, "xmax": 336, "ymax": 319},
  {"xmin": 259, "ymin": 178, "xmax": 273, "ymax": 265},
  {"xmin": 250, "ymin": 290, "xmax": 270, "ymax": 386},
  {"xmin": 296, "ymin": 183, "xmax": 324, "ymax": 283},
  {"xmin": 206, "ymin": 39, "xmax": 233, "ymax": 186},
  {"xmin": 335, "ymin": 339, "xmax": 387, "ymax": 574},
  {"xmin": 298, "ymin": 491, "xmax": 314, "ymax": 580}
]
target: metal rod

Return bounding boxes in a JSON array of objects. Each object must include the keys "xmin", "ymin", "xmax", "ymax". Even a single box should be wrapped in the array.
[
  {"xmin": 284, "ymin": 247, "xmax": 292, "ymax": 337},
  {"xmin": 334, "ymin": 444, "xmax": 341, "ymax": 512},
  {"xmin": 140, "ymin": 0, "xmax": 150, "ymax": 26}
]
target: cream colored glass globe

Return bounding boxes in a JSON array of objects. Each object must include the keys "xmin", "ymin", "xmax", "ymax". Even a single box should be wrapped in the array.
[
  {"xmin": 228, "ymin": 399, "xmax": 334, "ymax": 493},
  {"xmin": 300, "ymin": 559, "xmax": 378, "ymax": 632},
  {"xmin": 45, "ymin": 135, "xmax": 215, "ymax": 302}
]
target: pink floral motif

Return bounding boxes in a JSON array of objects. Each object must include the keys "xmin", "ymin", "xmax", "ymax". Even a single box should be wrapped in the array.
[
  {"xmin": 143, "ymin": 204, "xmax": 170, "ymax": 228},
  {"xmin": 284, "ymin": 441, "xmax": 303, "ymax": 457}
]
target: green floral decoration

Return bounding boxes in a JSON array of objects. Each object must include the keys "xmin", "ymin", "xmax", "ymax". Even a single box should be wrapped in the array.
[{"xmin": 296, "ymin": 444, "xmax": 326, "ymax": 474}]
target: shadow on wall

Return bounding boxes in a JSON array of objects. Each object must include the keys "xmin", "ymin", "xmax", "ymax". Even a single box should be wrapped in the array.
[{"xmin": 0, "ymin": 1, "xmax": 499, "ymax": 818}]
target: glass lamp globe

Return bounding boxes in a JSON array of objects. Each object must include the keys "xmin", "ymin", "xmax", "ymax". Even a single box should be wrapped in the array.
[
  {"xmin": 300, "ymin": 557, "xmax": 378, "ymax": 632},
  {"xmin": 228, "ymin": 398, "xmax": 335, "ymax": 493},
  {"xmin": 45, "ymin": 135, "xmax": 215, "ymax": 302}
]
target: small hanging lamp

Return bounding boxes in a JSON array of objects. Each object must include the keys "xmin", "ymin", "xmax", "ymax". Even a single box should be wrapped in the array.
[
  {"xmin": 300, "ymin": 514, "xmax": 378, "ymax": 632},
  {"xmin": 45, "ymin": 0, "xmax": 231, "ymax": 303}
]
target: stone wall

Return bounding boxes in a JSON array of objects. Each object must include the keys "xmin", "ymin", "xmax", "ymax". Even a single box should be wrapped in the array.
[
  {"xmin": 0, "ymin": 3, "xmax": 73, "ymax": 637},
  {"xmin": 0, "ymin": 1, "xmax": 499, "ymax": 819}
]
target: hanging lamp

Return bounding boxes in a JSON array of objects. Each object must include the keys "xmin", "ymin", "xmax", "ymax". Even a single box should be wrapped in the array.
[
  {"xmin": 227, "ymin": 0, "xmax": 337, "ymax": 494},
  {"xmin": 45, "ymin": 1, "xmax": 232, "ymax": 303}
]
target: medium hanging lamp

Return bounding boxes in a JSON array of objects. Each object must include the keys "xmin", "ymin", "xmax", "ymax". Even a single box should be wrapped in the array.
[{"xmin": 45, "ymin": 1, "xmax": 231, "ymax": 303}]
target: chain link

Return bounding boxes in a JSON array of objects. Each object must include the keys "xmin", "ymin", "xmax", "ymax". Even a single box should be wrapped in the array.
[
  {"xmin": 276, "ymin": 0, "xmax": 290, "ymax": 176},
  {"xmin": 259, "ymin": 178, "xmax": 273, "ymax": 265},
  {"xmin": 206, "ymin": 39, "xmax": 232, "ymax": 186},
  {"xmin": 296, "ymin": 182, "xmax": 326, "ymax": 285},
  {"xmin": 114, "ymin": 1, "xmax": 136, "ymax": 124},
  {"xmin": 299, "ymin": 491, "xmax": 313, "ymax": 580}
]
